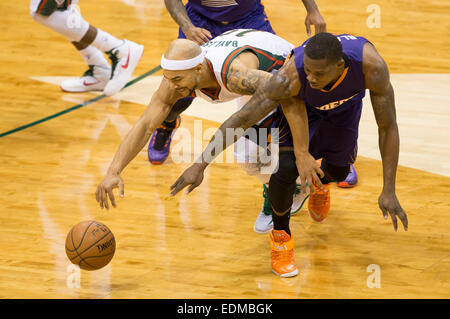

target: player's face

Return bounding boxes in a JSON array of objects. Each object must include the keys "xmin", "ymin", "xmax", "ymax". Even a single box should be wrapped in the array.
[
  {"xmin": 163, "ymin": 69, "xmax": 199, "ymax": 95},
  {"xmin": 303, "ymin": 56, "xmax": 343, "ymax": 90}
]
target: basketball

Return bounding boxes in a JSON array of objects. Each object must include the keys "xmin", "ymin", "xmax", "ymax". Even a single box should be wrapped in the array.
[{"xmin": 65, "ymin": 221, "xmax": 116, "ymax": 271}]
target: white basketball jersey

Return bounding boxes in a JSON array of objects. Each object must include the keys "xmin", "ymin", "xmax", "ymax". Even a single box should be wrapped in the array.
[{"xmin": 194, "ymin": 29, "xmax": 294, "ymax": 104}]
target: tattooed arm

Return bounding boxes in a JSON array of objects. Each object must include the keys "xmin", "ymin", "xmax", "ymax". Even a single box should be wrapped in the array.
[
  {"xmin": 224, "ymin": 51, "xmax": 272, "ymax": 95},
  {"xmin": 363, "ymin": 42, "xmax": 408, "ymax": 231},
  {"xmin": 170, "ymin": 56, "xmax": 310, "ymax": 195},
  {"xmin": 164, "ymin": 0, "xmax": 212, "ymax": 44}
]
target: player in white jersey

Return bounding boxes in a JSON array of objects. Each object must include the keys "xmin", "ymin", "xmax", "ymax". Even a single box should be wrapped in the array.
[
  {"xmin": 95, "ymin": 30, "xmax": 301, "ymax": 228},
  {"xmin": 29, "ymin": 0, "xmax": 143, "ymax": 95},
  {"xmin": 194, "ymin": 29, "xmax": 294, "ymax": 102}
]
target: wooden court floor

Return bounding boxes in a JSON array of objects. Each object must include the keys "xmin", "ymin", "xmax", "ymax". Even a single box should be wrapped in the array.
[{"xmin": 0, "ymin": 0, "xmax": 449, "ymax": 298}]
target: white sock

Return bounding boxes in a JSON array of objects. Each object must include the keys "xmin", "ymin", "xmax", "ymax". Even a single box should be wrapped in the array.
[
  {"xmin": 78, "ymin": 46, "xmax": 109, "ymax": 67},
  {"xmin": 91, "ymin": 29, "xmax": 124, "ymax": 53}
]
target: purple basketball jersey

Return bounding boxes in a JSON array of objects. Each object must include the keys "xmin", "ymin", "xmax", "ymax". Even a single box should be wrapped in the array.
[
  {"xmin": 273, "ymin": 34, "xmax": 371, "ymax": 166},
  {"xmin": 187, "ymin": 0, "xmax": 260, "ymax": 23}
]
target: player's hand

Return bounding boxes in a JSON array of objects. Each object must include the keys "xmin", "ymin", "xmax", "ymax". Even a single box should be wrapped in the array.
[
  {"xmin": 170, "ymin": 163, "xmax": 205, "ymax": 196},
  {"xmin": 95, "ymin": 173, "xmax": 124, "ymax": 210},
  {"xmin": 295, "ymin": 152, "xmax": 324, "ymax": 194},
  {"xmin": 305, "ymin": 10, "xmax": 327, "ymax": 36},
  {"xmin": 182, "ymin": 25, "xmax": 212, "ymax": 45},
  {"xmin": 378, "ymin": 191, "xmax": 408, "ymax": 231}
]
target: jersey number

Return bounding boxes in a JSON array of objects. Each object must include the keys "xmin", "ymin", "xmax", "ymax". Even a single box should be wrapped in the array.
[{"xmin": 220, "ymin": 29, "xmax": 262, "ymax": 38}]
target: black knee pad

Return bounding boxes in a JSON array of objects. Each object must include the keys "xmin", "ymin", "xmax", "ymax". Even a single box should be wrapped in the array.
[
  {"xmin": 165, "ymin": 96, "xmax": 194, "ymax": 122},
  {"xmin": 321, "ymin": 160, "xmax": 350, "ymax": 183},
  {"xmin": 268, "ymin": 151, "xmax": 299, "ymax": 214}
]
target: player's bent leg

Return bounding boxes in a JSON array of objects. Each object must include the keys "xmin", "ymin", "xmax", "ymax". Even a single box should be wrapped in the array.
[
  {"xmin": 30, "ymin": 5, "xmax": 89, "ymax": 41},
  {"xmin": 148, "ymin": 97, "xmax": 193, "ymax": 165},
  {"xmin": 30, "ymin": 7, "xmax": 116, "ymax": 93},
  {"xmin": 61, "ymin": 35, "xmax": 111, "ymax": 92}
]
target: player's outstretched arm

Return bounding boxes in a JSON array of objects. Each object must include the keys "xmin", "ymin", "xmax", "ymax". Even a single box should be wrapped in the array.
[
  {"xmin": 363, "ymin": 42, "xmax": 408, "ymax": 231},
  {"xmin": 164, "ymin": 0, "xmax": 212, "ymax": 44},
  {"xmin": 301, "ymin": 0, "xmax": 327, "ymax": 35},
  {"xmin": 281, "ymin": 96, "xmax": 324, "ymax": 194},
  {"xmin": 96, "ymin": 78, "xmax": 180, "ymax": 209}
]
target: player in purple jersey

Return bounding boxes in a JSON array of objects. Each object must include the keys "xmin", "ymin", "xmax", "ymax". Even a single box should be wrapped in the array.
[
  {"xmin": 148, "ymin": 0, "xmax": 328, "ymax": 234},
  {"xmin": 149, "ymin": 0, "xmax": 326, "ymax": 165},
  {"xmin": 171, "ymin": 33, "xmax": 408, "ymax": 277}
]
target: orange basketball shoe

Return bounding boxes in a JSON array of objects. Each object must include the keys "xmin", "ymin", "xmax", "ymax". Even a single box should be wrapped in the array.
[
  {"xmin": 270, "ymin": 229, "xmax": 298, "ymax": 277},
  {"xmin": 307, "ymin": 180, "xmax": 330, "ymax": 223}
]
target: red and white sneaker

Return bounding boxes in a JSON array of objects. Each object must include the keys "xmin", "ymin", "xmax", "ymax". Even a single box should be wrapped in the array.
[
  {"xmin": 104, "ymin": 40, "xmax": 144, "ymax": 96},
  {"xmin": 60, "ymin": 65, "xmax": 110, "ymax": 93}
]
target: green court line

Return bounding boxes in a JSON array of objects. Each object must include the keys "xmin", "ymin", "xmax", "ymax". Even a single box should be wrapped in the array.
[{"xmin": 0, "ymin": 65, "xmax": 162, "ymax": 138}]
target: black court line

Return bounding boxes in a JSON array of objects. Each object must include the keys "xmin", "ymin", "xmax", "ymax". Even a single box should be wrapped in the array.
[{"xmin": 0, "ymin": 65, "xmax": 162, "ymax": 138}]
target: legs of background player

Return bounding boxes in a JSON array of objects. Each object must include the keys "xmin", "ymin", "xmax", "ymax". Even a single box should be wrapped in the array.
[
  {"xmin": 147, "ymin": 97, "xmax": 193, "ymax": 164},
  {"xmin": 30, "ymin": 5, "xmax": 143, "ymax": 95},
  {"xmin": 63, "ymin": 25, "xmax": 112, "ymax": 92}
]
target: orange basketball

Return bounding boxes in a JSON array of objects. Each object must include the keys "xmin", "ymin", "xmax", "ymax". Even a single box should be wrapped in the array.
[{"xmin": 65, "ymin": 220, "xmax": 116, "ymax": 271}]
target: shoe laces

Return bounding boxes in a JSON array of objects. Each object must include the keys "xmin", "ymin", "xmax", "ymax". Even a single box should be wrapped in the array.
[
  {"xmin": 107, "ymin": 50, "xmax": 119, "ymax": 79},
  {"xmin": 272, "ymin": 245, "xmax": 294, "ymax": 263},
  {"xmin": 152, "ymin": 127, "xmax": 172, "ymax": 151},
  {"xmin": 310, "ymin": 184, "xmax": 330, "ymax": 207}
]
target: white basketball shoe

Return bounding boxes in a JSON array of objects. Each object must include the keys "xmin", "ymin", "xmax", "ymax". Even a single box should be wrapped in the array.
[
  {"xmin": 254, "ymin": 184, "xmax": 309, "ymax": 234},
  {"xmin": 104, "ymin": 40, "xmax": 144, "ymax": 96},
  {"xmin": 290, "ymin": 182, "xmax": 310, "ymax": 216},
  {"xmin": 60, "ymin": 65, "xmax": 111, "ymax": 93}
]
